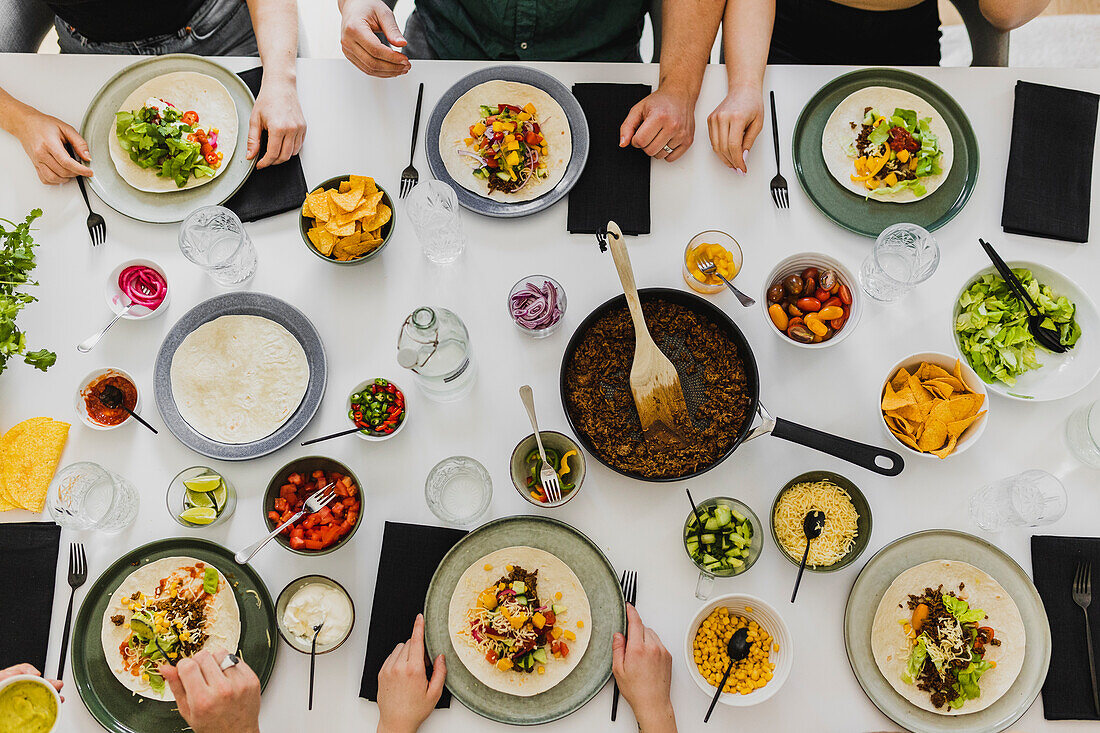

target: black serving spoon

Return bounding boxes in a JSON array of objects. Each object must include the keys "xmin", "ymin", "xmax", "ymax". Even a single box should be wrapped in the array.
[
  {"xmin": 685, "ymin": 488, "xmax": 706, "ymax": 547},
  {"xmin": 978, "ymin": 238, "xmax": 1067, "ymax": 354},
  {"xmin": 791, "ymin": 511, "xmax": 825, "ymax": 603},
  {"xmin": 308, "ymin": 620, "xmax": 324, "ymax": 711},
  {"xmin": 98, "ymin": 384, "xmax": 158, "ymax": 434},
  {"xmin": 704, "ymin": 626, "xmax": 750, "ymax": 723}
]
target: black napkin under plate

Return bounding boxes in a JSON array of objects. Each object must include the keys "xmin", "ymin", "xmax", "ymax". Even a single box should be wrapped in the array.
[
  {"xmin": 1032, "ymin": 535, "xmax": 1100, "ymax": 719},
  {"xmin": 0, "ymin": 522, "xmax": 61, "ymax": 671},
  {"xmin": 1002, "ymin": 81, "xmax": 1098, "ymax": 243},
  {"xmin": 360, "ymin": 521, "xmax": 467, "ymax": 707},
  {"xmin": 222, "ymin": 67, "xmax": 308, "ymax": 222},
  {"xmin": 567, "ymin": 83, "xmax": 651, "ymax": 236}
]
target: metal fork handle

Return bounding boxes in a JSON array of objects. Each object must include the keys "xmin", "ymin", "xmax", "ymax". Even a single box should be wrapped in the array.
[
  {"xmin": 409, "ymin": 82, "xmax": 424, "ymax": 165},
  {"xmin": 56, "ymin": 587, "xmax": 76, "ymax": 681},
  {"xmin": 714, "ymin": 272, "xmax": 756, "ymax": 307},
  {"xmin": 518, "ymin": 385, "xmax": 549, "ymax": 465},
  {"xmin": 235, "ymin": 508, "xmax": 308, "ymax": 564},
  {"xmin": 769, "ymin": 91, "xmax": 780, "ymax": 171},
  {"xmin": 64, "ymin": 142, "xmax": 93, "ymax": 210},
  {"xmin": 1085, "ymin": 606, "xmax": 1099, "ymax": 716},
  {"xmin": 77, "ymin": 306, "xmax": 131, "ymax": 353}
]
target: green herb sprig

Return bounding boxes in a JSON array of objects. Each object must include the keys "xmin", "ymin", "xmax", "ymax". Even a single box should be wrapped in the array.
[{"xmin": 0, "ymin": 208, "xmax": 56, "ymax": 374}]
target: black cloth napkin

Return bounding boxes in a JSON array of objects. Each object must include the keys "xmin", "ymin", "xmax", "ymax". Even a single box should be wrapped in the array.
[
  {"xmin": 223, "ymin": 66, "xmax": 308, "ymax": 222},
  {"xmin": 360, "ymin": 521, "xmax": 467, "ymax": 707},
  {"xmin": 0, "ymin": 522, "xmax": 61, "ymax": 672},
  {"xmin": 567, "ymin": 83, "xmax": 651, "ymax": 236},
  {"xmin": 1002, "ymin": 80, "xmax": 1098, "ymax": 243},
  {"xmin": 1032, "ymin": 535, "xmax": 1100, "ymax": 719}
]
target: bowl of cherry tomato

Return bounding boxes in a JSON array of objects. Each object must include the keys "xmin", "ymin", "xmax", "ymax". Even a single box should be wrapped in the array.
[
  {"xmin": 759, "ymin": 253, "xmax": 861, "ymax": 349},
  {"xmin": 264, "ymin": 457, "xmax": 362, "ymax": 555},
  {"xmin": 347, "ymin": 378, "xmax": 407, "ymax": 441},
  {"xmin": 509, "ymin": 431, "xmax": 585, "ymax": 507}
]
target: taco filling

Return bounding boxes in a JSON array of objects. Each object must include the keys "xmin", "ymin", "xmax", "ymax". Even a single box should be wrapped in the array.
[
  {"xmin": 459, "ymin": 103, "xmax": 549, "ymax": 195},
  {"xmin": 115, "ymin": 97, "xmax": 223, "ymax": 188},
  {"xmin": 848, "ymin": 106, "xmax": 943, "ymax": 198}
]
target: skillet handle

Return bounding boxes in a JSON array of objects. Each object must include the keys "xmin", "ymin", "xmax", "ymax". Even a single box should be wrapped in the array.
[{"xmin": 770, "ymin": 417, "xmax": 904, "ymax": 476}]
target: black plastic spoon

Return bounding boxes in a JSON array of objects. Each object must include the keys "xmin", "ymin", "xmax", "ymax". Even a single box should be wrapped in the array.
[
  {"xmin": 308, "ymin": 620, "xmax": 324, "ymax": 711},
  {"xmin": 98, "ymin": 384, "xmax": 158, "ymax": 435},
  {"xmin": 791, "ymin": 511, "xmax": 825, "ymax": 603},
  {"xmin": 704, "ymin": 626, "xmax": 751, "ymax": 723},
  {"xmin": 301, "ymin": 426, "xmax": 360, "ymax": 446}
]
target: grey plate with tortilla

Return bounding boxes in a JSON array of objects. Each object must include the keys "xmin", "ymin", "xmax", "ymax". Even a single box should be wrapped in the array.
[
  {"xmin": 424, "ymin": 515, "xmax": 624, "ymax": 725},
  {"xmin": 844, "ymin": 529, "xmax": 1050, "ymax": 733},
  {"xmin": 153, "ymin": 291, "xmax": 326, "ymax": 461},
  {"xmin": 425, "ymin": 65, "xmax": 589, "ymax": 218},
  {"xmin": 80, "ymin": 53, "xmax": 255, "ymax": 224}
]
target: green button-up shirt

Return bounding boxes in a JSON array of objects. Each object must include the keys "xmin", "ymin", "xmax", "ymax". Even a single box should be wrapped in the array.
[{"xmin": 412, "ymin": 0, "xmax": 649, "ymax": 62}]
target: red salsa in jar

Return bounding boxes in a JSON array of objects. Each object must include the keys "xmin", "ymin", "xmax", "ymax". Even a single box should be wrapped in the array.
[{"xmin": 82, "ymin": 373, "xmax": 137, "ymax": 426}]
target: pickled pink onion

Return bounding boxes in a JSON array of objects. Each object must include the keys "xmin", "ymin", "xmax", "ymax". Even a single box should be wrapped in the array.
[
  {"xmin": 510, "ymin": 280, "xmax": 563, "ymax": 330},
  {"xmin": 118, "ymin": 265, "xmax": 167, "ymax": 310}
]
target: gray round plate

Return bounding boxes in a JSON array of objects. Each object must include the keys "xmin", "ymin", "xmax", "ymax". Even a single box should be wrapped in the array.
[
  {"xmin": 425, "ymin": 65, "xmax": 589, "ymax": 218},
  {"xmin": 153, "ymin": 291, "xmax": 326, "ymax": 460},
  {"xmin": 80, "ymin": 54, "xmax": 256, "ymax": 224},
  {"xmin": 424, "ymin": 516, "xmax": 625, "ymax": 725},
  {"xmin": 844, "ymin": 529, "xmax": 1051, "ymax": 733}
]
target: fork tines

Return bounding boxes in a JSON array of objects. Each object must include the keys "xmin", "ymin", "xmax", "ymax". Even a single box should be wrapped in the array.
[
  {"xmin": 1075, "ymin": 559, "xmax": 1093, "ymax": 598},
  {"xmin": 621, "ymin": 569, "xmax": 637, "ymax": 606},
  {"xmin": 69, "ymin": 542, "xmax": 87, "ymax": 581},
  {"xmin": 771, "ymin": 182, "xmax": 789, "ymax": 209},
  {"xmin": 399, "ymin": 173, "xmax": 418, "ymax": 199}
]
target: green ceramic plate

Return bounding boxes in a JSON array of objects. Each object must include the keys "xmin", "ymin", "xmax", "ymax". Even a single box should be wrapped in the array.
[
  {"xmin": 424, "ymin": 516, "xmax": 625, "ymax": 725},
  {"xmin": 71, "ymin": 538, "xmax": 278, "ymax": 733},
  {"xmin": 792, "ymin": 68, "xmax": 979, "ymax": 237},
  {"xmin": 80, "ymin": 54, "xmax": 255, "ymax": 224},
  {"xmin": 770, "ymin": 470, "xmax": 872, "ymax": 573},
  {"xmin": 844, "ymin": 529, "xmax": 1050, "ymax": 733}
]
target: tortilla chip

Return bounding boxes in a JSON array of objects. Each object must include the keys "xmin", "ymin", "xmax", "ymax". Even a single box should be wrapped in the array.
[
  {"xmin": 892, "ymin": 429, "xmax": 921, "ymax": 451},
  {"xmin": 308, "ymin": 227, "xmax": 338, "ymax": 257},
  {"xmin": 336, "ymin": 233, "xmax": 383, "ymax": 260},
  {"xmin": 922, "ymin": 379, "xmax": 956, "ymax": 399},
  {"xmin": 917, "ymin": 420, "xmax": 949, "ymax": 451},
  {"xmin": 907, "ymin": 375, "xmax": 934, "ymax": 406},
  {"xmin": 329, "ymin": 178, "xmax": 366, "ymax": 212},
  {"xmin": 361, "ymin": 203, "xmax": 391, "ymax": 233},
  {"xmin": 325, "ymin": 219, "xmax": 357, "ymax": 238},
  {"xmin": 930, "ymin": 435, "xmax": 958, "ymax": 459},
  {"xmin": 304, "ymin": 189, "xmax": 330, "ymax": 222},
  {"xmin": 890, "ymin": 368, "xmax": 911, "ymax": 393},
  {"xmin": 948, "ymin": 394, "xmax": 984, "ymax": 420},
  {"xmin": 929, "ymin": 401, "xmax": 955, "ymax": 426},
  {"xmin": 881, "ymin": 383, "xmax": 915, "ymax": 412},
  {"xmin": 338, "ymin": 180, "xmax": 352, "ymax": 193},
  {"xmin": 349, "ymin": 175, "xmax": 377, "ymax": 195},
  {"xmin": 947, "ymin": 411, "xmax": 985, "ymax": 438},
  {"xmin": 917, "ymin": 363, "xmax": 953, "ymax": 381},
  {"xmin": 952, "ymin": 359, "xmax": 965, "ymax": 383}
]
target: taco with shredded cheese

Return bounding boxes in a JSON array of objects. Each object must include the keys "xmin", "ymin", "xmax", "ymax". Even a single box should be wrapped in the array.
[
  {"xmin": 870, "ymin": 560, "xmax": 1025, "ymax": 715},
  {"xmin": 447, "ymin": 546, "xmax": 590, "ymax": 696}
]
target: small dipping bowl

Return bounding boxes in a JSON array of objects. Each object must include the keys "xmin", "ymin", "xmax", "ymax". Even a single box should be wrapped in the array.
[
  {"xmin": 347, "ymin": 377, "xmax": 409, "ymax": 442},
  {"xmin": 0, "ymin": 674, "xmax": 62, "ymax": 732},
  {"xmin": 769, "ymin": 470, "xmax": 871, "ymax": 573},
  {"xmin": 166, "ymin": 466, "xmax": 237, "ymax": 529},
  {"xmin": 683, "ymin": 230, "xmax": 744, "ymax": 295},
  {"xmin": 684, "ymin": 497, "xmax": 763, "ymax": 600},
  {"xmin": 105, "ymin": 258, "xmax": 170, "ymax": 320},
  {"xmin": 75, "ymin": 367, "xmax": 141, "ymax": 431},
  {"xmin": 508, "ymin": 275, "xmax": 567, "ymax": 338},
  {"xmin": 509, "ymin": 430, "xmax": 585, "ymax": 508},
  {"xmin": 276, "ymin": 574, "xmax": 356, "ymax": 654}
]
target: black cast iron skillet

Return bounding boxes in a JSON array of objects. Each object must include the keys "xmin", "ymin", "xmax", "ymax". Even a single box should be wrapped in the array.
[{"xmin": 559, "ymin": 288, "xmax": 904, "ymax": 481}]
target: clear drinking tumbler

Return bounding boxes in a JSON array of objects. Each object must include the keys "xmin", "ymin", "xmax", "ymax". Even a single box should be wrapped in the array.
[
  {"xmin": 405, "ymin": 180, "xmax": 468, "ymax": 264},
  {"xmin": 968, "ymin": 469, "xmax": 1067, "ymax": 532},
  {"xmin": 859, "ymin": 223, "xmax": 939, "ymax": 302},
  {"xmin": 178, "ymin": 206, "xmax": 258, "ymax": 286},
  {"xmin": 47, "ymin": 461, "xmax": 139, "ymax": 532}
]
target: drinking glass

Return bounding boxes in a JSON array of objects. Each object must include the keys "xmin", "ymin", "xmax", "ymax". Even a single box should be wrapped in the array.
[
  {"xmin": 684, "ymin": 497, "xmax": 762, "ymax": 600},
  {"xmin": 47, "ymin": 462, "xmax": 139, "ymax": 532},
  {"xmin": 178, "ymin": 206, "xmax": 258, "ymax": 286},
  {"xmin": 859, "ymin": 223, "xmax": 939, "ymax": 302},
  {"xmin": 405, "ymin": 180, "xmax": 467, "ymax": 264},
  {"xmin": 166, "ymin": 467, "xmax": 237, "ymax": 528},
  {"xmin": 968, "ymin": 469, "xmax": 1067, "ymax": 531},
  {"xmin": 1067, "ymin": 400, "xmax": 1100, "ymax": 468},
  {"xmin": 425, "ymin": 456, "xmax": 492, "ymax": 526}
]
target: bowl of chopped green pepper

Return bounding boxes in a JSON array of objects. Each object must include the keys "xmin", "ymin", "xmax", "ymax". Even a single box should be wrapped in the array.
[
  {"xmin": 509, "ymin": 431, "xmax": 585, "ymax": 507},
  {"xmin": 347, "ymin": 378, "xmax": 408, "ymax": 441}
]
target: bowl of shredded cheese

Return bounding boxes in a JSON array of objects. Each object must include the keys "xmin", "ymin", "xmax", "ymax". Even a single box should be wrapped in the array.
[{"xmin": 770, "ymin": 470, "xmax": 871, "ymax": 572}]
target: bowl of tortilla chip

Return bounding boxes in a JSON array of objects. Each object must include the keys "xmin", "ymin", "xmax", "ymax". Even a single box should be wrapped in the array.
[
  {"xmin": 879, "ymin": 352, "xmax": 989, "ymax": 459},
  {"xmin": 300, "ymin": 174, "xmax": 394, "ymax": 265}
]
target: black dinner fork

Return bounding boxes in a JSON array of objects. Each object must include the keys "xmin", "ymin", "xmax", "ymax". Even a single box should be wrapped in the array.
[
  {"xmin": 57, "ymin": 543, "xmax": 87, "ymax": 680},
  {"xmin": 400, "ymin": 83, "xmax": 425, "ymax": 199},
  {"xmin": 1072, "ymin": 559, "xmax": 1099, "ymax": 716},
  {"xmin": 611, "ymin": 570, "xmax": 638, "ymax": 722},
  {"xmin": 769, "ymin": 91, "xmax": 789, "ymax": 209},
  {"xmin": 65, "ymin": 143, "xmax": 105, "ymax": 246}
]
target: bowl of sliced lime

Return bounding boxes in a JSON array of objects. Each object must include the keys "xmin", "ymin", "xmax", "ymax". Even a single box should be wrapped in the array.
[{"xmin": 167, "ymin": 467, "xmax": 236, "ymax": 528}]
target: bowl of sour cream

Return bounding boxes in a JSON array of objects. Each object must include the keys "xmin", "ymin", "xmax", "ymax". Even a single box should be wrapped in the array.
[{"xmin": 275, "ymin": 575, "xmax": 355, "ymax": 654}]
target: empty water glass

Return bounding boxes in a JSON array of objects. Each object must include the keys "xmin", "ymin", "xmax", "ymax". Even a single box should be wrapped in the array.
[
  {"xmin": 47, "ymin": 462, "xmax": 139, "ymax": 533},
  {"xmin": 968, "ymin": 469, "xmax": 1067, "ymax": 532},
  {"xmin": 1067, "ymin": 400, "xmax": 1100, "ymax": 468},
  {"xmin": 179, "ymin": 206, "xmax": 258, "ymax": 286},
  {"xmin": 859, "ymin": 223, "xmax": 939, "ymax": 302},
  {"xmin": 405, "ymin": 180, "xmax": 468, "ymax": 264},
  {"xmin": 425, "ymin": 456, "xmax": 492, "ymax": 526}
]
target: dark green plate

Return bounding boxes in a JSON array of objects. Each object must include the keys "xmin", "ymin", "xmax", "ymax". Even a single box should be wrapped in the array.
[
  {"xmin": 71, "ymin": 538, "xmax": 278, "ymax": 733},
  {"xmin": 792, "ymin": 68, "xmax": 979, "ymax": 237}
]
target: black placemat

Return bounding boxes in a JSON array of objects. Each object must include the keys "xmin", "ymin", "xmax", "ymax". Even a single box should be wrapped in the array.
[
  {"xmin": 1002, "ymin": 81, "xmax": 1098, "ymax": 243},
  {"xmin": 0, "ymin": 522, "xmax": 60, "ymax": 671},
  {"xmin": 567, "ymin": 83, "xmax": 651, "ymax": 236},
  {"xmin": 223, "ymin": 66, "xmax": 308, "ymax": 222},
  {"xmin": 1032, "ymin": 535, "xmax": 1100, "ymax": 719},
  {"xmin": 360, "ymin": 521, "xmax": 467, "ymax": 707}
]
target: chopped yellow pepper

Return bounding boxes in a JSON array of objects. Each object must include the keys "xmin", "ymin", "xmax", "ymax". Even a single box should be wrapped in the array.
[
  {"xmin": 517, "ymin": 112, "xmax": 531, "ymax": 121},
  {"xmin": 883, "ymin": 172, "xmax": 898, "ymax": 187},
  {"xmin": 471, "ymin": 122, "xmax": 486, "ymax": 136},
  {"xmin": 559, "ymin": 450, "xmax": 579, "ymax": 478},
  {"xmin": 496, "ymin": 658, "xmax": 514, "ymax": 671},
  {"xmin": 896, "ymin": 149, "xmax": 910, "ymax": 163},
  {"xmin": 532, "ymin": 612, "xmax": 546, "ymax": 629},
  {"xmin": 492, "ymin": 121, "xmax": 504, "ymax": 133},
  {"xmin": 523, "ymin": 103, "xmax": 537, "ymax": 115}
]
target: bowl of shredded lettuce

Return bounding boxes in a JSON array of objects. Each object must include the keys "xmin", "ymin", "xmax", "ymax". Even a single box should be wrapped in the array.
[{"xmin": 952, "ymin": 261, "xmax": 1098, "ymax": 401}]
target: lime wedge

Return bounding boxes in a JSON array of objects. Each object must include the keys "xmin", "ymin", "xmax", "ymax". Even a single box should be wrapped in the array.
[
  {"xmin": 184, "ymin": 474, "xmax": 223, "ymax": 493},
  {"xmin": 185, "ymin": 489, "xmax": 214, "ymax": 509},
  {"xmin": 179, "ymin": 507, "xmax": 218, "ymax": 526},
  {"xmin": 211, "ymin": 481, "xmax": 228, "ymax": 510}
]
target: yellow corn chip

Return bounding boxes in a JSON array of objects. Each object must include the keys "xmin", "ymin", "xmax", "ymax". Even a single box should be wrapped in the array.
[
  {"xmin": 890, "ymin": 367, "xmax": 911, "ymax": 393},
  {"xmin": 349, "ymin": 175, "xmax": 377, "ymax": 195},
  {"xmin": 890, "ymin": 428, "xmax": 921, "ymax": 451},
  {"xmin": 881, "ymin": 383, "xmax": 915, "ymax": 412},
  {"xmin": 338, "ymin": 180, "xmax": 352, "ymax": 193},
  {"xmin": 918, "ymin": 420, "xmax": 949, "ymax": 451},
  {"xmin": 948, "ymin": 393, "xmax": 984, "ymax": 420},
  {"xmin": 329, "ymin": 178, "xmax": 366, "ymax": 212},
  {"xmin": 947, "ymin": 411, "xmax": 985, "ymax": 437},
  {"xmin": 931, "ymin": 435, "xmax": 958, "ymax": 459},
  {"xmin": 361, "ymin": 203, "xmax": 391, "ymax": 233}
]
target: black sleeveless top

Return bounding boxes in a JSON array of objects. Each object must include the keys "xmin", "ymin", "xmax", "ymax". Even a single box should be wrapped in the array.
[{"xmin": 45, "ymin": 0, "xmax": 208, "ymax": 43}]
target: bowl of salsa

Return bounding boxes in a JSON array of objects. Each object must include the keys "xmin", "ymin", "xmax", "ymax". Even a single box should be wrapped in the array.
[
  {"xmin": 75, "ymin": 368, "xmax": 140, "ymax": 430},
  {"xmin": 0, "ymin": 674, "xmax": 60, "ymax": 733},
  {"xmin": 263, "ymin": 457, "xmax": 363, "ymax": 555},
  {"xmin": 104, "ymin": 259, "xmax": 170, "ymax": 320}
]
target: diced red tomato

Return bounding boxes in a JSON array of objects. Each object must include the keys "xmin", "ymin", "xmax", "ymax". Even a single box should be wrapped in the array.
[
  {"xmin": 268, "ymin": 467, "xmax": 361, "ymax": 552},
  {"xmin": 289, "ymin": 536, "xmax": 306, "ymax": 550},
  {"xmin": 543, "ymin": 611, "xmax": 555, "ymax": 625},
  {"xmin": 288, "ymin": 473, "xmax": 303, "ymax": 486},
  {"xmin": 485, "ymin": 650, "xmax": 498, "ymax": 664}
]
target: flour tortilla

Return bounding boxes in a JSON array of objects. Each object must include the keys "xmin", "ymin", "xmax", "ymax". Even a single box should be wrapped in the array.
[
  {"xmin": 448, "ymin": 546, "xmax": 591, "ymax": 696},
  {"xmin": 100, "ymin": 557, "xmax": 241, "ymax": 701},
  {"xmin": 870, "ymin": 560, "xmax": 1025, "ymax": 715},
  {"xmin": 109, "ymin": 71, "xmax": 238, "ymax": 193},
  {"xmin": 822, "ymin": 86, "xmax": 953, "ymax": 203},
  {"xmin": 439, "ymin": 80, "xmax": 571, "ymax": 203},
  {"xmin": 170, "ymin": 315, "xmax": 309, "ymax": 444}
]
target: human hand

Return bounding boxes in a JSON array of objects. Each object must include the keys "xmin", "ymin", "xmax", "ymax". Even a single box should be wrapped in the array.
[
  {"xmin": 707, "ymin": 83, "xmax": 764, "ymax": 173},
  {"xmin": 0, "ymin": 663, "xmax": 63, "ymax": 702},
  {"xmin": 611, "ymin": 604, "xmax": 676, "ymax": 733},
  {"xmin": 619, "ymin": 86, "xmax": 696, "ymax": 162},
  {"xmin": 377, "ymin": 613, "xmax": 447, "ymax": 733},
  {"xmin": 7, "ymin": 104, "xmax": 93, "ymax": 185},
  {"xmin": 340, "ymin": 0, "xmax": 411, "ymax": 78},
  {"xmin": 160, "ymin": 649, "xmax": 261, "ymax": 733},
  {"xmin": 247, "ymin": 75, "xmax": 306, "ymax": 168}
]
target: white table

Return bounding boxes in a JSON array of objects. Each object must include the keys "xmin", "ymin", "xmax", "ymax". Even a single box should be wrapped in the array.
[{"xmin": 1, "ymin": 55, "xmax": 1098, "ymax": 733}]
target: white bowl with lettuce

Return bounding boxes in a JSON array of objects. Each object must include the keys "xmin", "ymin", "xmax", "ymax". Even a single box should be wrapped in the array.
[{"xmin": 952, "ymin": 261, "xmax": 1098, "ymax": 401}]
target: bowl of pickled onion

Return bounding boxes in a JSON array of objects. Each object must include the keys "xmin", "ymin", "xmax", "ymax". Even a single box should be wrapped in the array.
[
  {"xmin": 508, "ymin": 275, "xmax": 566, "ymax": 338},
  {"xmin": 105, "ymin": 259, "xmax": 170, "ymax": 319}
]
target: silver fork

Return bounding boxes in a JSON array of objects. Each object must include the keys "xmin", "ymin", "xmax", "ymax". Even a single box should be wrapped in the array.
[
  {"xmin": 768, "ymin": 91, "xmax": 789, "ymax": 210},
  {"xmin": 611, "ymin": 570, "xmax": 637, "ymax": 721},
  {"xmin": 518, "ymin": 385, "xmax": 562, "ymax": 504},
  {"xmin": 1073, "ymin": 559, "xmax": 1099, "ymax": 716},
  {"xmin": 400, "ymin": 83, "xmax": 425, "ymax": 199},
  {"xmin": 57, "ymin": 542, "xmax": 87, "ymax": 680},
  {"xmin": 234, "ymin": 483, "xmax": 337, "ymax": 564},
  {"xmin": 66, "ymin": 142, "xmax": 106, "ymax": 245},
  {"xmin": 697, "ymin": 257, "xmax": 756, "ymax": 307}
]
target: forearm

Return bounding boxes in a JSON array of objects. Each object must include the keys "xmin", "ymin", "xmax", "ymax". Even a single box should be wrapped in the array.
[
  {"xmin": 244, "ymin": 0, "xmax": 299, "ymax": 83},
  {"xmin": 657, "ymin": 0, "xmax": 726, "ymax": 101},
  {"xmin": 978, "ymin": 0, "xmax": 1049, "ymax": 30},
  {"xmin": 0, "ymin": 87, "xmax": 30, "ymax": 136},
  {"xmin": 635, "ymin": 700, "xmax": 678, "ymax": 733},
  {"xmin": 721, "ymin": 0, "xmax": 774, "ymax": 91}
]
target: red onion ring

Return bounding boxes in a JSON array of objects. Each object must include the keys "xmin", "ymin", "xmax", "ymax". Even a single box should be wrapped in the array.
[
  {"xmin": 118, "ymin": 265, "xmax": 167, "ymax": 310},
  {"xmin": 510, "ymin": 280, "xmax": 563, "ymax": 330}
]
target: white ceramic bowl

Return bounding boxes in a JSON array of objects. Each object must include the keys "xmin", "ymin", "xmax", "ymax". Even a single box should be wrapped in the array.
[
  {"xmin": 759, "ymin": 252, "xmax": 862, "ymax": 350},
  {"xmin": 346, "ymin": 378, "xmax": 408, "ymax": 441},
  {"xmin": 104, "ymin": 258, "xmax": 171, "ymax": 319},
  {"xmin": 951, "ymin": 261, "xmax": 1100, "ymax": 402},
  {"xmin": 0, "ymin": 674, "xmax": 62, "ymax": 731},
  {"xmin": 683, "ymin": 593, "xmax": 793, "ymax": 708},
  {"xmin": 75, "ymin": 367, "xmax": 141, "ymax": 430},
  {"xmin": 879, "ymin": 351, "xmax": 989, "ymax": 460}
]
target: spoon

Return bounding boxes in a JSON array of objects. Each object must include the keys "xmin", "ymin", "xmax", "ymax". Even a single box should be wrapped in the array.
[
  {"xmin": 77, "ymin": 296, "xmax": 134, "ymax": 353},
  {"xmin": 704, "ymin": 626, "xmax": 750, "ymax": 723},
  {"xmin": 685, "ymin": 488, "xmax": 706, "ymax": 546},
  {"xmin": 308, "ymin": 619, "xmax": 324, "ymax": 711},
  {"xmin": 791, "ymin": 510, "xmax": 826, "ymax": 603},
  {"xmin": 978, "ymin": 238, "xmax": 1066, "ymax": 353},
  {"xmin": 97, "ymin": 384, "xmax": 158, "ymax": 434},
  {"xmin": 301, "ymin": 426, "xmax": 361, "ymax": 446}
]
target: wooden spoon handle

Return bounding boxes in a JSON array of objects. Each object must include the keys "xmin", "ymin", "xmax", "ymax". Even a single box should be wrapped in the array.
[{"xmin": 606, "ymin": 221, "xmax": 654, "ymax": 346}]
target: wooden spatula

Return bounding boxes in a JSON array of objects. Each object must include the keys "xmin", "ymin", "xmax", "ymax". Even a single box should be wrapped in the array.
[{"xmin": 605, "ymin": 221, "xmax": 694, "ymax": 444}]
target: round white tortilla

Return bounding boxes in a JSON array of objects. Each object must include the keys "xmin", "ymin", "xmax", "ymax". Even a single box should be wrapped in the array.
[
  {"xmin": 108, "ymin": 71, "xmax": 238, "ymax": 193},
  {"xmin": 170, "ymin": 315, "xmax": 309, "ymax": 444}
]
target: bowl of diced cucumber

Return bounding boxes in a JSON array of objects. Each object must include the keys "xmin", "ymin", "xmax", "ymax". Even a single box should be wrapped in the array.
[{"xmin": 684, "ymin": 497, "xmax": 762, "ymax": 579}]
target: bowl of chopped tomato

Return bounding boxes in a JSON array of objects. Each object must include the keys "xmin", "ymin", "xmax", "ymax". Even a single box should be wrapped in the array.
[{"xmin": 264, "ymin": 457, "xmax": 362, "ymax": 555}]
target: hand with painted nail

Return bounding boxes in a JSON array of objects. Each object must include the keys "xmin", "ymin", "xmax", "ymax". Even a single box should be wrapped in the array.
[
  {"xmin": 377, "ymin": 613, "xmax": 447, "ymax": 733},
  {"xmin": 339, "ymin": 0, "xmax": 412, "ymax": 79},
  {"xmin": 707, "ymin": 83, "xmax": 764, "ymax": 173},
  {"xmin": 159, "ymin": 648, "xmax": 261, "ymax": 733}
]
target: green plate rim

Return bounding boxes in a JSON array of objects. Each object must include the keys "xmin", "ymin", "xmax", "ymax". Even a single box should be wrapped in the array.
[{"xmin": 791, "ymin": 67, "xmax": 980, "ymax": 237}]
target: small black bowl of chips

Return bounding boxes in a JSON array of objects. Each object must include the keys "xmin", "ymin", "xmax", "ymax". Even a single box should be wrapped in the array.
[{"xmin": 299, "ymin": 174, "xmax": 395, "ymax": 265}]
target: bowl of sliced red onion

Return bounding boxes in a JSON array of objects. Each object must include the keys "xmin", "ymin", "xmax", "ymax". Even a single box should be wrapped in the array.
[
  {"xmin": 508, "ymin": 275, "xmax": 566, "ymax": 338},
  {"xmin": 104, "ymin": 258, "xmax": 170, "ymax": 320}
]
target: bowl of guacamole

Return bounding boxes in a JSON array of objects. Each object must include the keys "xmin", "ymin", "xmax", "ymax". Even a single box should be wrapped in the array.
[{"xmin": 0, "ymin": 675, "xmax": 59, "ymax": 733}]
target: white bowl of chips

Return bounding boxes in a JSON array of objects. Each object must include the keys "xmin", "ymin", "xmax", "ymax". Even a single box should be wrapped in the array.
[
  {"xmin": 880, "ymin": 352, "xmax": 989, "ymax": 459},
  {"xmin": 300, "ymin": 174, "xmax": 394, "ymax": 265}
]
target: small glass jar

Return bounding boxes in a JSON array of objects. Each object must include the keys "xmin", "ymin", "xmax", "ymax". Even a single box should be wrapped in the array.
[
  {"xmin": 683, "ymin": 231, "xmax": 744, "ymax": 295},
  {"xmin": 166, "ymin": 466, "xmax": 237, "ymax": 528},
  {"xmin": 508, "ymin": 275, "xmax": 567, "ymax": 338}
]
